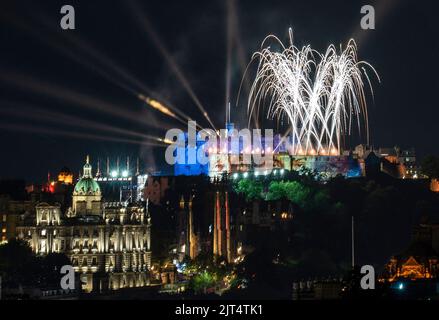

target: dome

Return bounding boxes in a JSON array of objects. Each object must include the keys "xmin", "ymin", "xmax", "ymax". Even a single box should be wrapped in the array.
[
  {"xmin": 74, "ymin": 155, "xmax": 101, "ymax": 195},
  {"xmin": 74, "ymin": 177, "xmax": 101, "ymax": 195}
]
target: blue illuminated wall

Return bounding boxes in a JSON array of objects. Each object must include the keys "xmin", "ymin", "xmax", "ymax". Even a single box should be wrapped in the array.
[{"xmin": 174, "ymin": 132, "xmax": 210, "ymax": 176}]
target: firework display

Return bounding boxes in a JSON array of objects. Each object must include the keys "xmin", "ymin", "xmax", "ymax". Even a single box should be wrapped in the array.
[{"xmin": 248, "ymin": 29, "xmax": 379, "ymax": 156}]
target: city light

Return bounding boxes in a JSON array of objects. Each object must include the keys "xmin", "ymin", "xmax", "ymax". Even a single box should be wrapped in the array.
[
  {"xmin": 111, "ymin": 170, "xmax": 118, "ymax": 178},
  {"xmin": 122, "ymin": 170, "xmax": 128, "ymax": 177}
]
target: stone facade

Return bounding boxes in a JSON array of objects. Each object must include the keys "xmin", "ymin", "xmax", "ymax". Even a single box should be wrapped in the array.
[{"xmin": 17, "ymin": 157, "xmax": 152, "ymax": 293}]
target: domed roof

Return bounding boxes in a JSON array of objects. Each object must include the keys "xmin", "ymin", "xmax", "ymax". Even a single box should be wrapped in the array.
[
  {"xmin": 74, "ymin": 177, "xmax": 101, "ymax": 195},
  {"xmin": 73, "ymin": 156, "xmax": 101, "ymax": 195}
]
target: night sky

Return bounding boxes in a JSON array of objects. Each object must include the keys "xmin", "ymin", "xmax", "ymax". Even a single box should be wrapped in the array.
[{"xmin": 0, "ymin": 0, "xmax": 438, "ymax": 182}]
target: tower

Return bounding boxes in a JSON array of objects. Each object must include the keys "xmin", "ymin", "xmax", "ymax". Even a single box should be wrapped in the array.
[
  {"xmin": 213, "ymin": 184, "xmax": 232, "ymax": 262},
  {"xmin": 188, "ymin": 195, "xmax": 198, "ymax": 259},
  {"xmin": 72, "ymin": 156, "xmax": 102, "ymax": 216}
]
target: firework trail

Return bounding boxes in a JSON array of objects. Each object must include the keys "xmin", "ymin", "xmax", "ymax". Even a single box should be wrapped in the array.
[{"xmin": 248, "ymin": 28, "xmax": 379, "ymax": 155}]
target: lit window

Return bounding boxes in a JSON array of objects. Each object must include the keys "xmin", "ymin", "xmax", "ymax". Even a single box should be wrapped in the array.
[
  {"xmin": 2, "ymin": 215, "xmax": 6, "ymax": 222},
  {"xmin": 1, "ymin": 228, "xmax": 6, "ymax": 233},
  {"xmin": 41, "ymin": 229, "xmax": 47, "ymax": 236}
]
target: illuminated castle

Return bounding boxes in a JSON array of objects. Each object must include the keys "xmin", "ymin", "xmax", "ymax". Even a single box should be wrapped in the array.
[
  {"xmin": 58, "ymin": 167, "xmax": 73, "ymax": 185},
  {"xmin": 174, "ymin": 122, "xmax": 363, "ymax": 179},
  {"xmin": 17, "ymin": 156, "xmax": 152, "ymax": 293}
]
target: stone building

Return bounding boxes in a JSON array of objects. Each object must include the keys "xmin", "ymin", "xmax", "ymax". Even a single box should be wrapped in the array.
[
  {"xmin": 382, "ymin": 222, "xmax": 439, "ymax": 282},
  {"xmin": 0, "ymin": 195, "xmax": 33, "ymax": 243},
  {"xmin": 17, "ymin": 157, "xmax": 152, "ymax": 293}
]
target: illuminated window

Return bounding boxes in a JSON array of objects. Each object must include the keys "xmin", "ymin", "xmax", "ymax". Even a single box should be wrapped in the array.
[
  {"xmin": 2, "ymin": 215, "xmax": 6, "ymax": 222},
  {"xmin": 41, "ymin": 229, "xmax": 47, "ymax": 236},
  {"xmin": 1, "ymin": 228, "xmax": 6, "ymax": 233},
  {"xmin": 40, "ymin": 240, "xmax": 46, "ymax": 252}
]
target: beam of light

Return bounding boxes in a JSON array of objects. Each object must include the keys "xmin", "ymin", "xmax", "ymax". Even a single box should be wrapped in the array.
[
  {"xmin": 34, "ymin": 10, "xmax": 153, "ymax": 96},
  {"xmin": 1, "ymin": 8, "xmax": 203, "ymax": 133},
  {"xmin": 138, "ymin": 94, "xmax": 176, "ymax": 118},
  {"xmin": 49, "ymin": 30, "xmax": 195, "ymax": 129},
  {"xmin": 227, "ymin": 0, "xmax": 257, "ymax": 129},
  {"xmin": 46, "ymin": 27, "xmax": 196, "ymax": 128},
  {"xmin": 0, "ymin": 102, "xmax": 163, "ymax": 143},
  {"xmin": 0, "ymin": 123, "xmax": 166, "ymax": 147},
  {"xmin": 137, "ymin": 94, "xmax": 207, "ymax": 131},
  {"xmin": 157, "ymin": 137, "xmax": 174, "ymax": 145},
  {"xmin": 247, "ymin": 28, "xmax": 380, "ymax": 156},
  {"xmin": 0, "ymin": 72, "xmax": 176, "ymax": 131},
  {"xmin": 225, "ymin": 0, "xmax": 234, "ymax": 123},
  {"xmin": 1, "ymin": 10, "xmax": 142, "ymax": 97},
  {"xmin": 126, "ymin": 1, "xmax": 217, "ymax": 132},
  {"xmin": 1, "ymin": 9, "xmax": 194, "ymax": 131}
]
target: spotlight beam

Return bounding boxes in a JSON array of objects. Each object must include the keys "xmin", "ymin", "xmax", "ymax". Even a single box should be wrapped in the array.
[
  {"xmin": 126, "ymin": 1, "xmax": 218, "ymax": 131},
  {"xmin": 0, "ymin": 72, "xmax": 178, "ymax": 131},
  {"xmin": 0, "ymin": 102, "xmax": 163, "ymax": 143},
  {"xmin": 225, "ymin": 0, "xmax": 234, "ymax": 123},
  {"xmin": 0, "ymin": 123, "xmax": 166, "ymax": 147},
  {"xmin": 3, "ymin": 10, "xmax": 195, "ymax": 130}
]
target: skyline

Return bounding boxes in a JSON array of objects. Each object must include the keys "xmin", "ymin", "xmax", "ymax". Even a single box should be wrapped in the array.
[{"xmin": 1, "ymin": 0, "xmax": 438, "ymax": 182}]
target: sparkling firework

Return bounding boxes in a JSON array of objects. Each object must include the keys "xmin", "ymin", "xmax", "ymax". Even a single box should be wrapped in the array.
[{"xmin": 248, "ymin": 29, "xmax": 379, "ymax": 156}]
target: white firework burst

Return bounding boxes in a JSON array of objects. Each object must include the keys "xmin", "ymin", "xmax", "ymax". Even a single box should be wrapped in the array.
[{"xmin": 247, "ymin": 28, "xmax": 379, "ymax": 156}]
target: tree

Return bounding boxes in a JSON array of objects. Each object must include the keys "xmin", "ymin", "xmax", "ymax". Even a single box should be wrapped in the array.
[
  {"xmin": 282, "ymin": 181, "xmax": 311, "ymax": 207},
  {"xmin": 38, "ymin": 253, "xmax": 72, "ymax": 287},
  {"xmin": 0, "ymin": 239, "xmax": 37, "ymax": 286},
  {"xmin": 0, "ymin": 239, "xmax": 71, "ymax": 289},
  {"xmin": 233, "ymin": 179, "xmax": 263, "ymax": 201},
  {"xmin": 189, "ymin": 270, "xmax": 218, "ymax": 293},
  {"xmin": 266, "ymin": 181, "xmax": 285, "ymax": 200}
]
